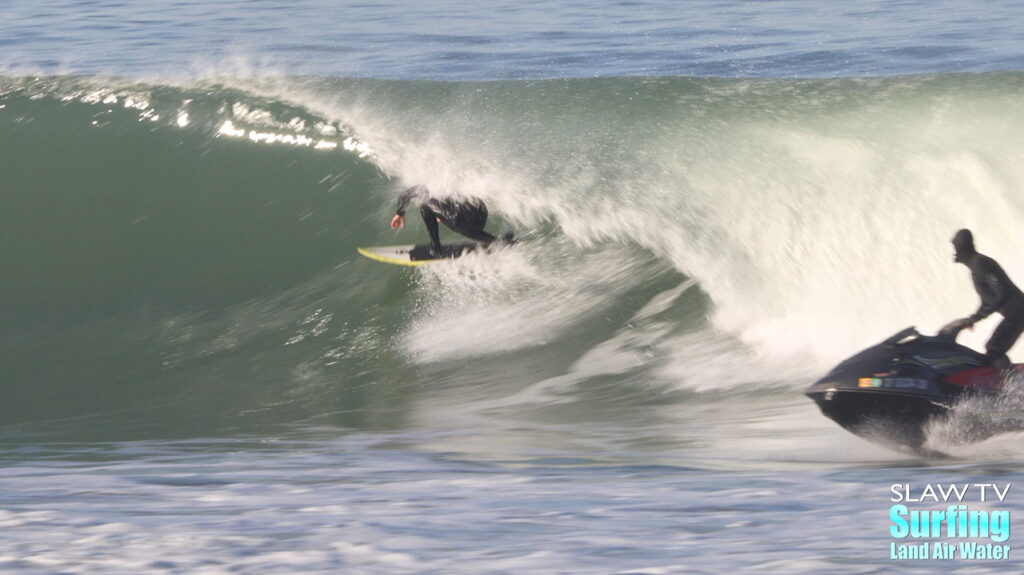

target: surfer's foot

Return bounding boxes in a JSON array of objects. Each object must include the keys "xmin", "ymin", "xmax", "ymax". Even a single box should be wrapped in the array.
[{"xmin": 991, "ymin": 355, "xmax": 1011, "ymax": 371}]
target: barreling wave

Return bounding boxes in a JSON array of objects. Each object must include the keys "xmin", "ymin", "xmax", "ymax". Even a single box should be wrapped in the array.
[{"xmin": 2, "ymin": 72, "xmax": 1022, "ymax": 436}]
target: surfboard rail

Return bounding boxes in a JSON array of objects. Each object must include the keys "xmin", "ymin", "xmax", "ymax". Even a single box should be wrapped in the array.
[
  {"xmin": 356, "ymin": 245, "xmax": 432, "ymax": 267},
  {"xmin": 356, "ymin": 242, "xmax": 479, "ymax": 266}
]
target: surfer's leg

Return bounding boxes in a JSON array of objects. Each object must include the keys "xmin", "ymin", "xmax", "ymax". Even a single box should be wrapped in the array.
[
  {"xmin": 985, "ymin": 313, "xmax": 1024, "ymax": 368},
  {"xmin": 448, "ymin": 204, "xmax": 496, "ymax": 245},
  {"xmin": 459, "ymin": 227, "xmax": 497, "ymax": 245},
  {"xmin": 420, "ymin": 204, "xmax": 443, "ymax": 254}
]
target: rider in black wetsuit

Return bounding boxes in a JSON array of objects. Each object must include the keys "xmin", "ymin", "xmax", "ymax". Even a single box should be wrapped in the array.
[
  {"xmin": 390, "ymin": 185, "xmax": 497, "ymax": 256},
  {"xmin": 944, "ymin": 228, "xmax": 1024, "ymax": 369}
]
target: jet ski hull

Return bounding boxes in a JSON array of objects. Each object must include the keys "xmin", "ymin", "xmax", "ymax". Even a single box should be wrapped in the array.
[
  {"xmin": 805, "ymin": 327, "xmax": 1009, "ymax": 453},
  {"xmin": 805, "ymin": 385, "xmax": 958, "ymax": 450}
]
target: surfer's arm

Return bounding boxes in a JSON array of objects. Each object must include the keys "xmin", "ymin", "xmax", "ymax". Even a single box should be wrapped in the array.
[
  {"xmin": 395, "ymin": 185, "xmax": 427, "ymax": 217},
  {"xmin": 969, "ymin": 296, "xmax": 996, "ymax": 325},
  {"xmin": 969, "ymin": 260, "xmax": 1010, "ymax": 323},
  {"xmin": 971, "ymin": 302, "xmax": 997, "ymax": 325},
  {"xmin": 970, "ymin": 301, "xmax": 1000, "ymax": 325}
]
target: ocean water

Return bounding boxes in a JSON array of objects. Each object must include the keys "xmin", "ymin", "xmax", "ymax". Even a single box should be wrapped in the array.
[{"xmin": 1, "ymin": 1, "xmax": 1023, "ymax": 573}]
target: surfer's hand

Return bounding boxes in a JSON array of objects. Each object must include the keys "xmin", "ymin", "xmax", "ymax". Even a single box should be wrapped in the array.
[
  {"xmin": 391, "ymin": 214, "xmax": 405, "ymax": 229},
  {"xmin": 955, "ymin": 318, "xmax": 975, "ymax": 331},
  {"xmin": 939, "ymin": 318, "xmax": 973, "ymax": 336}
]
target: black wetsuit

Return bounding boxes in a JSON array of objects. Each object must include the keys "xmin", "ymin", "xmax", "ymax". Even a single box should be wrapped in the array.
[
  {"xmin": 962, "ymin": 252, "xmax": 1024, "ymax": 365},
  {"xmin": 395, "ymin": 185, "xmax": 496, "ymax": 253}
]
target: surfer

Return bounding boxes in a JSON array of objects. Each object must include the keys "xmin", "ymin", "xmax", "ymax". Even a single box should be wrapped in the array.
[
  {"xmin": 389, "ymin": 185, "xmax": 497, "ymax": 256},
  {"xmin": 943, "ymin": 228, "xmax": 1024, "ymax": 369}
]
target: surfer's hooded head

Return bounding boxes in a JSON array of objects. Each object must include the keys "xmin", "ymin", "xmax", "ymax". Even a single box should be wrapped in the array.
[{"xmin": 952, "ymin": 228, "xmax": 976, "ymax": 263}]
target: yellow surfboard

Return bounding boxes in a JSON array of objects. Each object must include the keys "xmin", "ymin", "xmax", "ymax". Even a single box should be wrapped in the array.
[{"xmin": 356, "ymin": 243, "xmax": 478, "ymax": 266}]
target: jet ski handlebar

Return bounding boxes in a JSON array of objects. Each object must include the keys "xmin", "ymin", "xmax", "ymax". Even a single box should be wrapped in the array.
[
  {"xmin": 882, "ymin": 326, "xmax": 920, "ymax": 347},
  {"xmin": 881, "ymin": 323, "xmax": 965, "ymax": 349}
]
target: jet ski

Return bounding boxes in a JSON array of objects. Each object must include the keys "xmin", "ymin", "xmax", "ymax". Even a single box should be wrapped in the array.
[{"xmin": 804, "ymin": 324, "xmax": 1019, "ymax": 453}]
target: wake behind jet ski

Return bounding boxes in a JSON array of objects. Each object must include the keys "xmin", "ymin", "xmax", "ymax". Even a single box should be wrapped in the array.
[{"xmin": 804, "ymin": 322, "xmax": 1020, "ymax": 454}]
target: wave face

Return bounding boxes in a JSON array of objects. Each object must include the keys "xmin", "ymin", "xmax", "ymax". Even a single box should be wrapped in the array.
[{"xmin": 2, "ymin": 73, "xmax": 1022, "ymax": 436}]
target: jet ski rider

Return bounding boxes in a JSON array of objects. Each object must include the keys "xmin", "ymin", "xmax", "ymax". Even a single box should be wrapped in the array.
[
  {"xmin": 943, "ymin": 228, "xmax": 1024, "ymax": 370},
  {"xmin": 389, "ymin": 185, "xmax": 497, "ymax": 256}
]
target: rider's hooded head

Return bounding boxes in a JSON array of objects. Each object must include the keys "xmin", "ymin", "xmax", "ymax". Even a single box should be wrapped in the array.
[{"xmin": 952, "ymin": 228, "xmax": 976, "ymax": 263}]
